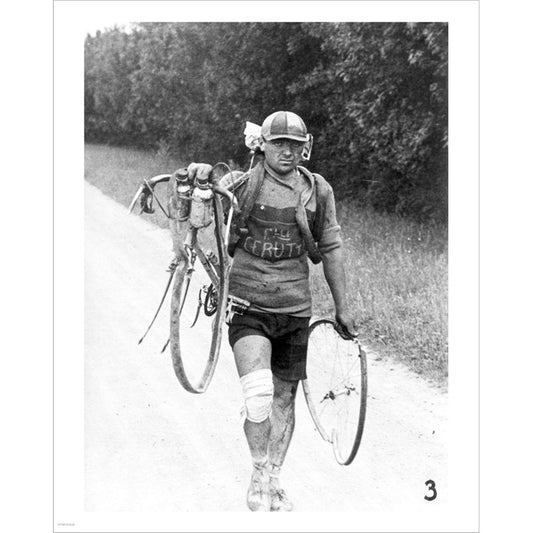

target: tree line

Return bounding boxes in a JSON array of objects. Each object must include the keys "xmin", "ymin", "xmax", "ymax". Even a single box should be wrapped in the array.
[{"xmin": 85, "ymin": 22, "xmax": 447, "ymax": 222}]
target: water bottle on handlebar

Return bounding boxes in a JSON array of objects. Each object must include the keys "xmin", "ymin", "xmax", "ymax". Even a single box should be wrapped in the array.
[
  {"xmin": 189, "ymin": 172, "xmax": 214, "ymax": 229},
  {"xmin": 174, "ymin": 168, "xmax": 192, "ymax": 221}
]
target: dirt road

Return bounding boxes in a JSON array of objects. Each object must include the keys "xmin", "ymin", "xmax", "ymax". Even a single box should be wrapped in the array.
[{"xmin": 84, "ymin": 182, "xmax": 447, "ymax": 513}]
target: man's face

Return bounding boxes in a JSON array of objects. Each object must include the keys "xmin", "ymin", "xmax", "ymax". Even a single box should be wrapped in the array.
[{"xmin": 260, "ymin": 138, "xmax": 305, "ymax": 175}]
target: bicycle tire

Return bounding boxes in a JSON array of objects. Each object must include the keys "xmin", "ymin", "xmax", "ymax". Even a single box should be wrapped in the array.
[
  {"xmin": 302, "ymin": 319, "xmax": 367, "ymax": 465},
  {"xmin": 169, "ymin": 194, "xmax": 230, "ymax": 393}
]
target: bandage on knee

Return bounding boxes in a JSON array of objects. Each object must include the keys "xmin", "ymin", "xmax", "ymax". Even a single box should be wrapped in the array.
[{"xmin": 240, "ymin": 369, "xmax": 274, "ymax": 423}]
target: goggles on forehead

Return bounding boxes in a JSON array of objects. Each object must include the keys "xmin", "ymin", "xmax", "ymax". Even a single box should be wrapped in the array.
[{"xmin": 302, "ymin": 134, "xmax": 313, "ymax": 161}]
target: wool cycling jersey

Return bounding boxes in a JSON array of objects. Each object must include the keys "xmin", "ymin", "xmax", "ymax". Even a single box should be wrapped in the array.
[{"xmin": 228, "ymin": 161, "xmax": 341, "ymax": 316}]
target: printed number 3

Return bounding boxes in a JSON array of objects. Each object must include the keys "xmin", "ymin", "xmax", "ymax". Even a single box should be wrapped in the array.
[{"xmin": 424, "ymin": 479, "xmax": 437, "ymax": 501}]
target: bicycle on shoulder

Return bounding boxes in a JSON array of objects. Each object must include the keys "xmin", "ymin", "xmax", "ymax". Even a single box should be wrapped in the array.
[{"xmin": 129, "ymin": 162, "xmax": 245, "ymax": 393}]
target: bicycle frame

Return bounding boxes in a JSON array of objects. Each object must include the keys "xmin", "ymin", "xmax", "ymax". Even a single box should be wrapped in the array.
[
  {"xmin": 127, "ymin": 165, "xmax": 241, "ymax": 393},
  {"xmin": 129, "ymin": 167, "xmax": 240, "ymax": 360}
]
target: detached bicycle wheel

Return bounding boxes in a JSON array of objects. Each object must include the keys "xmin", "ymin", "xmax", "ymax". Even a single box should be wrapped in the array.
[
  {"xmin": 302, "ymin": 319, "xmax": 367, "ymax": 465},
  {"xmin": 169, "ymin": 194, "xmax": 230, "ymax": 393}
]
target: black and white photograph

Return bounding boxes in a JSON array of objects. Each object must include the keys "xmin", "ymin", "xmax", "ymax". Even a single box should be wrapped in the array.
[{"xmin": 53, "ymin": 1, "xmax": 479, "ymax": 531}]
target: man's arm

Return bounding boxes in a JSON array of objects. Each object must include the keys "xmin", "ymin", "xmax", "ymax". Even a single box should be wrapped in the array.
[
  {"xmin": 321, "ymin": 246, "xmax": 358, "ymax": 339},
  {"xmin": 314, "ymin": 178, "xmax": 358, "ymax": 338}
]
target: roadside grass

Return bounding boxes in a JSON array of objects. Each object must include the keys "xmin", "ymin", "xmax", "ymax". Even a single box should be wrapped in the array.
[
  {"xmin": 85, "ymin": 143, "xmax": 448, "ymax": 386},
  {"xmin": 310, "ymin": 205, "xmax": 447, "ymax": 385},
  {"xmin": 84, "ymin": 143, "xmax": 183, "ymax": 229}
]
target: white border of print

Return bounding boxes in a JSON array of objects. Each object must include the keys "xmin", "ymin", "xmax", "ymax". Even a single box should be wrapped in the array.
[{"xmin": 54, "ymin": 1, "xmax": 478, "ymax": 532}]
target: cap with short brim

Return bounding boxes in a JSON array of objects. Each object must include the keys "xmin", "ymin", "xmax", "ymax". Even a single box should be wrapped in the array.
[{"xmin": 261, "ymin": 111, "xmax": 309, "ymax": 142}]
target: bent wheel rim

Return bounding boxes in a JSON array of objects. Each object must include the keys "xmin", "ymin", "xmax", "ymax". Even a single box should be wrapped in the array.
[{"xmin": 303, "ymin": 319, "xmax": 367, "ymax": 465}]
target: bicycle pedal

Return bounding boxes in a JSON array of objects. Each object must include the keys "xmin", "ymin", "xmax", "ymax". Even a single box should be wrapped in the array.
[
  {"xmin": 231, "ymin": 295, "xmax": 250, "ymax": 313},
  {"xmin": 225, "ymin": 295, "xmax": 250, "ymax": 324}
]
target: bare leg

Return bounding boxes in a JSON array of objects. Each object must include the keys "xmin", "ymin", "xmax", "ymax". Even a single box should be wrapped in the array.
[
  {"xmin": 233, "ymin": 335, "xmax": 272, "ymax": 460},
  {"xmin": 268, "ymin": 373, "xmax": 298, "ymax": 511},
  {"xmin": 268, "ymin": 374, "xmax": 298, "ymax": 468},
  {"xmin": 243, "ymin": 418, "xmax": 270, "ymax": 461},
  {"xmin": 233, "ymin": 335, "xmax": 274, "ymax": 511}
]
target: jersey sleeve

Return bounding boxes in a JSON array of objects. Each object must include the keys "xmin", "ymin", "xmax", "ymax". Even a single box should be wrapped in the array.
[{"xmin": 317, "ymin": 184, "xmax": 342, "ymax": 255}]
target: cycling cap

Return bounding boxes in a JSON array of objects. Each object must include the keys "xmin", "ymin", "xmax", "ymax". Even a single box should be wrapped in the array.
[{"xmin": 261, "ymin": 111, "xmax": 309, "ymax": 142}]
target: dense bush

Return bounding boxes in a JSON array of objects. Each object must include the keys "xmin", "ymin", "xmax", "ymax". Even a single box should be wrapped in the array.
[{"xmin": 85, "ymin": 22, "xmax": 447, "ymax": 222}]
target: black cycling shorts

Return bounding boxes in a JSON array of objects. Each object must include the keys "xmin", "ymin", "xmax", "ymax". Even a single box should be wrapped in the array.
[{"xmin": 228, "ymin": 310, "xmax": 310, "ymax": 382}]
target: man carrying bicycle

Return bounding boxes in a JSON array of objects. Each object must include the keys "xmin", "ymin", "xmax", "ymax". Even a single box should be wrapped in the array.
[{"xmin": 191, "ymin": 110, "xmax": 357, "ymax": 511}]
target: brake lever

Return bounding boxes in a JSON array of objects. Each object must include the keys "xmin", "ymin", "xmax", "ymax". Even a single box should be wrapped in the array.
[{"xmin": 139, "ymin": 189, "xmax": 155, "ymax": 213}]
